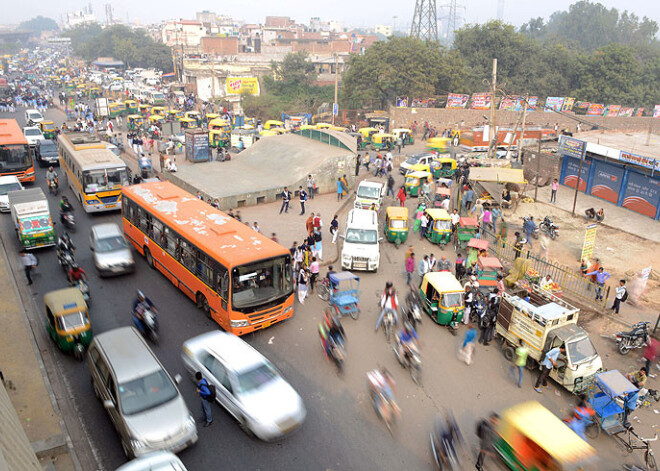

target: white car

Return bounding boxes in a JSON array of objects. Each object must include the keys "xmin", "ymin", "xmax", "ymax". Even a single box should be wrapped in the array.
[
  {"xmin": 181, "ymin": 331, "xmax": 306, "ymax": 441},
  {"xmin": 0, "ymin": 176, "xmax": 23, "ymax": 213},
  {"xmin": 115, "ymin": 451, "xmax": 187, "ymax": 471},
  {"xmin": 23, "ymin": 126, "xmax": 44, "ymax": 146},
  {"xmin": 25, "ymin": 109, "xmax": 44, "ymax": 126}
]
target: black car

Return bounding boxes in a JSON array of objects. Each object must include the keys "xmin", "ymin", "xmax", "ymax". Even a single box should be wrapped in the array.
[{"xmin": 35, "ymin": 139, "xmax": 59, "ymax": 167}]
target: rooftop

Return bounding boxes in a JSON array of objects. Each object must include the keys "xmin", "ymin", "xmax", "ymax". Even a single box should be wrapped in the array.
[{"xmin": 578, "ymin": 131, "xmax": 660, "ymax": 160}]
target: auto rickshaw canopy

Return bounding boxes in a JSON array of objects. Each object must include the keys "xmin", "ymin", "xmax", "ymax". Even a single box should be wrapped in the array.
[
  {"xmin": 427, "ymin": 136, "xmax": 451, "ymax": 152},
  {"xmin": 459, "ymin": 217, "xmax": 479, "ymax": 228},
  {"xmin": 151, "ymin": 106, "xmax": 166, "ymax": 116},
  {"xmin": 406, "ymin": 170, "xmax": 433, "ymax": 181},
  {"xmin": 124, "ymin": 100, "xmax": 137, "ymax": 107},
  {"xmin": 358, "ymin": 127, "xmax": 378, "ymax": 138},
  {"xmin": 40, "ymin": 121, "xmax": 55, "ymax": 131},
  {"xmin": 44, "ymin": 287, "xmax": 87, "ymax": 315},
  {"xmin": 497, "ymin": 401, "xmax": 596, "ymax": 466},
  {"xmin": 435, "ymin": 187, "xmax": 451, "ymax": 198},
  {"xmin": 209, "ymin": 118, "xmax": 230, "ymax": 130},
  {"xmin": 148, "ymin": 115, "xmax": 165, "ymax": 123},
  {"xmin": 479, "ymin": 256, "xmax": 503, "ymax": 269},
  {"xmin": 467, "ymin": 238, "xmax": 489, "ymax": 251},
  {"xmin": 423, "ymin": 271, "xmax": 464, "ymax": 293},
  {"xmin": 386, "ymin": 206, "xmax": 409, "ymax": 220},
  {"xmin": 425, "ymin": 208, "xmax": 450, "ymax": 221},
  {"xmin": 205, "ymin": 113, "xmax": 221, "ymax": 121},
  {"xmin": 315, "ymin": 122, "xmax": 332, "ymax": 129},
  {"xmin": 264, "ymin": 120, "xmax": 284, "ymax": 130}
]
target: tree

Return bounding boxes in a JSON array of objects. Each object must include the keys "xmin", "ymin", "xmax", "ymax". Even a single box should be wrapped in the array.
[{"xmin": 18, "ymin": 16, "xmax": 58, "ymax": 33}]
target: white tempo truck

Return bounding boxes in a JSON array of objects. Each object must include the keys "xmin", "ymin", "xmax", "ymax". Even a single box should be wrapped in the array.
[{"xmin": 341, "ymin": 208, "xmax": 381, "ymax": 271}]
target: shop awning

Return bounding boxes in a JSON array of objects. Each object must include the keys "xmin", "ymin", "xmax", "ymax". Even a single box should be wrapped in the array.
[{"xmin": 468, "ymin": 167, "xmax": 526, "ymax": 184}]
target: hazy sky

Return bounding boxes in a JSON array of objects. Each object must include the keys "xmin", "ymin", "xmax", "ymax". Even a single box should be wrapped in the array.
[{"xmin": 6, "ymin": 0, "xmax": 660, "ymax": 30}]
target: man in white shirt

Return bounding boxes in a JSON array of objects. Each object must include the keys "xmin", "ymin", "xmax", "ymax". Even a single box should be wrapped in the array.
[{"xmin": 611, "ymin": 279, "xmax": 627, "ymax": 315}]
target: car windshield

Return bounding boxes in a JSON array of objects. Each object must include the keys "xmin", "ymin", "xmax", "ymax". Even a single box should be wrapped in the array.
[
  {"xmin": 56, "ymin": 311, "xmax": 88, "ymax": 331},
  {"xmin": 357, "ymin": 186, "xmax": 380, "ymax": 199},
  {"xmin": 0, "ymin": 182, "xmax": 22, "ymax": 195},
  {"xmin": 24, "ymin": 129, "xmax": 41, "ymax": 136},
  {"xmin": 40, "ymin": 142, "xmax": 57, "ymax": 153},
  {"xmin": 442, "ymin": 292, "xmax": 463, "ymax": 308},
  {"xmin": 231, "ymin": 255, "xmax": 293, "ymax": 310},
  {"xmin": 236, "ymin": 363, "xmax": 278, "ymax": 394},
  {"xmin": 405, "ymin": 176, "xmax": 419, "ymax": 185},
  {"xmin": 345, "ymin": 228, "xmax": 378, "ymax": 244},
  {"xmin": 0, "ymin": 144, "xmax": 32, "ymax": 170},
  {"xmin": 405, "ymin": 155, "xmax": 421, "ymax": 165},
  {"xmin": 28, "ymin": 112, "xmax": 41, "ymax": 120},
  {"xmin": 96, "ymin": 235, "xmax": 127, "ymax": 253},
  {"xmin": 567, "ymin": 337, "xmax": 598, "ymax": 364},
  {"xmin": 119, "ymin": 370, "xmax": 178, "ymax": 416},
  {"xmin": 83, "ymin": 167, "xmax": 128, "ymax": 193}
]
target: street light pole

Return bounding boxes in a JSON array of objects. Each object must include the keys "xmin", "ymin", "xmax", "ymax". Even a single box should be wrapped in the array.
[
  {"xmin": 333, "ymin": 53, "xmax": 338, "ymax": 125},
  {"xmin": 488, "ymin": 58, "xmax": 497, "ymax": 159}
]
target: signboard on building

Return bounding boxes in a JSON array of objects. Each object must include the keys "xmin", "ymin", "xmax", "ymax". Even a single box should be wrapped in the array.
[
  {"xmin": 590, "ymin": 161, "xmax": 624, "ymax": 203},
  {"xmin": 580, "ymin": 223, "xmax": 598, "ymax": 262},
  {"xmin": 587, "ymin": 103, "xmax": 604, "ymax": 115},
  {"xmin": 603, "ymin": 105, "xmax": 621, "ymax": 116},
  {"xmin": 469, "ymin": 93, "xmax": 491, "ymax": 110},
  {"xmin": 544, "ymin": 97, "xmax": 564, "ymax": 112},
  {"xmin": 558, "ymin": 136, "xmax": 586, "ymax": 160},
  {"xmin": 561, "ymin": 156, "xmax": 591, "ymax": 191},
  {"xmin": 446, "ymin": 93, "xmax": 469, "ymax": 109},
  {"xmin": 622, "ymin": 171, "xmax": 660, "ymax": 218},
  {"xmin": 654, "ymin": 105, "xmax": 660, "ymax": 118},
  {"xmin": 225, "ymin": 77, "xmax": 260, "ymax": 96},
  {"xmin": 499, "ymin": 95, "xmax": 519, "ymax": 111},
  {"xmin": 618, "ymin": 107, "xmax": 634, "ymax": 117},
  {"xmin": 619, "ymin": 150, "xmax": 660, "ymax": 172},
  {"xmin": 561, "ymin": 97, "xmax": 575, "ymax": 112}
]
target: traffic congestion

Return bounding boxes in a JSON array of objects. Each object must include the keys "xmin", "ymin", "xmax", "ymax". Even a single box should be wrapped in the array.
[{"xmin": 0, "ymin": 43, "xmax": 659, "ymax": 471}]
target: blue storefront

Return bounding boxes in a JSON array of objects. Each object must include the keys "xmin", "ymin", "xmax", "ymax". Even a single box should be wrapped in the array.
[{"xmin": 558, "ymin": 136, "xmax": 660, "ymax": 220}]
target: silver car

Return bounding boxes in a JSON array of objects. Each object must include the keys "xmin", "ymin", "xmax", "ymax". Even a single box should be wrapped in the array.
[
  {"xmin": 115, "ymin": 451, "xmax": 187, "ymax": 471},
  {"xmin": 90, "ymin": 223, "xmax": 135, "ymax": 276},
  {"xmin": 181, "ymin": 331, "xmax": 306, "ymax": 441},
  {"xmin": 0, "ymin": 176, "xmax": 23, "ymax": 213},
  {"xmin": 88, "ymin": 327, "xmax": 198, "ymax": 459}
]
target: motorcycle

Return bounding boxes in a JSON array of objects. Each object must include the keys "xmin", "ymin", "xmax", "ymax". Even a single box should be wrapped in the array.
[
  {"xmin": 616, "ymin": 322, "xmax": 651, "ymax": 355},
  {"xmin": 393, "ymin": 338, "xmax": 422, "ymax": 385},
  {"xmin": 430, "ymin": 414, "xmax": 464, "ymax": 471},
  {"xmin": 48, "ymin": 178, "xmax": 58, "ymax": 195},
  {"xmin": 60, "ymin": 211, "xmax": 76, "ymax": 231},
  {"xmin": 134, "ymin": 303, "xmax": 159, "ymax": 344},
  {"xmin": 367, "ymin": 370, "xmax": 400, "ymax": 435},
  {"xmin": 468, "ymin": 296, "xmax": 487, "ymax": 324},
  {"xmin": 521, "ymin": 216, "xmax": 539, "ymax": 239},
  {"xmin": 58, "ymin": 249, "xmax": 75, "ymax": 273},
  {"xmin": 76, "ymin": 279, "xmax": 90, "ymax": 305},
  {"xmin": 404, "ymin": 292, "xmax": 423, "ymax": 330},
  {"xmin": 380, "ymin": 310, "xmax": 396, "ymax": 343},
  {"xmin": 539, "ymin": 216, "xmax": 559, "ymax": 239}
]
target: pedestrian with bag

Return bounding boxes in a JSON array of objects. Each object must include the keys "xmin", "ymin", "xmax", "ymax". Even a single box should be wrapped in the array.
[
  {"xmin": 459, "ymin": 324, "xmax": 477, "ymax": 365},
  {"xmin": 195, "ymin": 371, "xmax": 213, "ymax": 427},
  {"xmin": 21, "ymin": 251, "xmax": 38, "ymax": 285},
  {"xmin": 611, "ymin": 279, "xmax": 627, "ymax": 314}
]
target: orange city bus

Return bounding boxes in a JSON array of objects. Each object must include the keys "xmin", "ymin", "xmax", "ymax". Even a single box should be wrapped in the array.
[
  {"xmin": 0, "ymin": 119, "xmax": 36, "ymax": 182},
  {"xmin": 121, "ymin": 181, "xmax": 295, "ymax": 335}
]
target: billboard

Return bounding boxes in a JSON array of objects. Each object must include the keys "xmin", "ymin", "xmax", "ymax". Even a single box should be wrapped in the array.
[
  {"xmin": 527, "ymin": 96, "xmax": 538, "ymax": 111},
  {"xmin": 558, "ymin": 135, "xmax": 587, "ymax": 160},
  {"xmin": 469, "ymin": 93, "xmax": 491, "ymax": 110},
  {"xmin": 562, "ymin": 156, "xmax": 591, "ymax": 191},
  {"xmin": 395, "ymin": 96, "xmax": 408, "ymax": 107},
  {"xmin": 636, "ymin": 108, "xmax": 646, "ymax": 117},
  {"xmin": 587, "ymin": 103, "xmax": 605, "ymax": 115},
  {"xmin": 589, "ymin": 160, "xmax": 624, "ymax": 203},
  {"xmin": 619, "ymin": 150, "xmax": 660, "ymax": 172},
  {"xmin": 561, "ymin": 97, "xmax": 575, "ymax": 112},
  {"xmin": 545, "ymin": 96, "xmax": 564, "ymax": 112},
  {"xmin": 618, "ymin": 107, "xmax": 634, "ymax": 117},
  {"xmin": 446, "ymin": 93, "xmax": 469, "ymax": 109},
  {"xmin": 622, "ymin": 171, "xmax": 660, "ymax": 218},
  {"xmin": 225, "ymin": 77, "xmax": 260, "ymax": 96},
  {"xmin": 654, "ymin": 105, "xmax": 660, "ymax": 118},
  {"xmin": 499, "ymin": 95, "xmax": 519, "ymax": 111},
  {"xmin": 603, "ymin": 105, "xmax": 621, "ymax": 116}
]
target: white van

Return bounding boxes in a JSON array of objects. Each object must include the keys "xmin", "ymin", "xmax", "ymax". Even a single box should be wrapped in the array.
[
  {"xmin": 354, "ymin": 180, "xmax": 384, "ymax": 212},
  {"xmin": 341, "ymin": 209, "xmax": 381, "ymax": 271}
]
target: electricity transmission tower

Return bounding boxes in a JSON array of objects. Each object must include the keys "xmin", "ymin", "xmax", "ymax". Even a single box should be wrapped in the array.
[
  {"xmin": 410, "ymin": 0, "xmax": 439, "ymax": 42},
  {"xmin": 439, "ymin": 0, "xmax": 464, "ymax": 44}
]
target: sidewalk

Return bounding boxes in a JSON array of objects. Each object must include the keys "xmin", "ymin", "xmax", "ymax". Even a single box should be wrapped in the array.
[{"xmin": 0, "ymin": 240, "xmax": 77, "ymax": 470}]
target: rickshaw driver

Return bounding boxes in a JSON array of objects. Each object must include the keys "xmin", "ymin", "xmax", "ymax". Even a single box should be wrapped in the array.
[{"xmin": 376, "ymin": 282, "xmax": 399, "ymax": 331}]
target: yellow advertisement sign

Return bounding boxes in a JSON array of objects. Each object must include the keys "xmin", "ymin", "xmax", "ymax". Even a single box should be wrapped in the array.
[
  {"xmin": 580, "ymin": 223, "xmax": 598, "ymax": 261},
  {"xmin": 225, "ymin": 77, "xmax": 260, "ymax": 96}
]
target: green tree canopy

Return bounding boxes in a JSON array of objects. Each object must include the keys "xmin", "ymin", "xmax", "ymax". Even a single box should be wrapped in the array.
[{"xmin": 18, "ymin": 16, "xmax": 59, "ymax": 33}]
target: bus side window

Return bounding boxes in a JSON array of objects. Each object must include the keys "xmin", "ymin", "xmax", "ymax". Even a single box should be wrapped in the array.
[
  {"xmin": 137, "ymin": 208, "xmax": 149, "ymax": 234},
  {"xmin": 215, "ymin": 264, "xmax": 229, "ymax": 301},
  {"xmin": 179, "ymin": 240, "xmax": 196, "ymax": 272},
  {"xmin": 152, "ymin": 219, "xmax": 163, "ymax": 246},
  {"xmin": 197, "ymin": 251, "xmax": 213, "ymax": 286},
  {"xmin": 162, "ymin": 227, "xmax": 176, "ymax": 256}
]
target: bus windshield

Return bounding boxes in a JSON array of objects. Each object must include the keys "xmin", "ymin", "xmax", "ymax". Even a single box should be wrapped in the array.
[
  {"xmin": 232, "ymin": 256, "xmax": 293, "ymax": 310},
  {"xmin": 83, "ymin": 167, "xmax": 128, "ymax": 193},
  {"xmin": 0, "ymin": 144, "xmax": 32, "ymax": 171}
]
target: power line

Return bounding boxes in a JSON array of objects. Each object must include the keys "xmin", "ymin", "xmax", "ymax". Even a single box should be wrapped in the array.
[{"xmin": 410, "ymin": 0, "xmax": 439, "ymax": 42}]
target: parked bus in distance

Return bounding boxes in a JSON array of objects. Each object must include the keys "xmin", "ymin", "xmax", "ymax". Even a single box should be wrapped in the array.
[
  {"xmin": 0, "ymin": 119, "xmax": 36, "ymax": 183},
  {"xmin": 121, "ymin": 181, "xmax": 295, "ymax": 335},
  {"xmin": 58, "ymin": 132, "xmax": 129, "ymax": 212}
]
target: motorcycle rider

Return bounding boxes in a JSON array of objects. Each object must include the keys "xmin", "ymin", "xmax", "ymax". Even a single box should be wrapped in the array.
[
  {"xmin": 57, "ymin": 232, "xmax": 75, "ymax": 260},
  {"xmin": 132, "ymin": 290, "xmax": 157, "ymax": 335},
  {"xmin": 367, "ymin": 368, "xmax": 400, "ymax": 416},
  {"xmin": 397, "ymin": 321, "xmax": 420, "ymax": 363},
  {"xmin": 46, "ymin": 166, "xmax": 58, "ymax": 190},
  {"xmin": 324, "ymin": 310, "xmax": 345, "ymax": 349},
  {"xmin": 375, "ymin": 281, "xmax": 399, "ymax": 331},
  {"xmin": 67, "ymin": 262, "xmax": 87, "ymax": 285},
  {"xmin": 59, "ymin": 196, "xmax": 74, "ymax": 222}
]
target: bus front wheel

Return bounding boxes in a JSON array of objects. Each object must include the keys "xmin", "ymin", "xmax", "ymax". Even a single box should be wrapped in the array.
[
  {"xmin": 197, "ymin": 293, "xmax": 211, "ymax": 319},
  {"xmin": 144, "ymin": 247, "xmax": 154, "ymax": 269}
]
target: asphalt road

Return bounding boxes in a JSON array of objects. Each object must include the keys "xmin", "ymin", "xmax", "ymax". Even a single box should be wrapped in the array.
[{"xmin": 1, "ymin": 105, "xmax": 651, "ymax": 471}]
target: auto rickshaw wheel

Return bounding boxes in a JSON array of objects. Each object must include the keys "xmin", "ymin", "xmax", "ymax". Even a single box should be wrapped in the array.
[
  {"xmin": 503, "ymin": 346, "xmax": 515, "ymax": 362},
  {"xmin": 394, "ymin": 237, "xmax": 401, "ymax": 249}
]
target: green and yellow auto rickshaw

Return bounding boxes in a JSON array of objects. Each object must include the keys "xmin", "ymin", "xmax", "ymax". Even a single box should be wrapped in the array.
[
  {"xmin": 185, "ymin": 111, "xmax": 202, "ymax": 127},
  {"xmin": 424, "ymin": 208, "xmax": 452, "ymax": 244},
  {"xmin": 127, "ymin": 114, "xmax": 144, "ymax": 131},
  {"xmin": 405, "ymin": 170, "xmax": 433, "ymax": 197},
  {"xmin": 44, "ymin": 287, "xmax": 92, "ymax": 361},
  {"xmin": 419, "ymin": 272, "xmax": 465, "ymax": 325},
  {"xmin": 108, "ymin": 102, "xmax": 124, "ymax": 118},
  {"xmin": 151, "ymin": 106, "xmax": 166, "ymax": 117},
  {"xmin": 124, "ymin": 100, "xmax": 138, "ymax": 114},
  {"xmin": 454, "ymin": 217, "xmax": 479, "ymax": 250},
  {"xmin": 371, "ymin": 133, "xmax": 394, "ymax": 150},
  {"xmin": 358, "ymin": 127, "xmax": 378, "ymax": 146},
  {"xmin": 148, "ymin": 115, "xmax": 165, "ymax": 126},
  {"xmin": 88, "ymin": 87, "xmax": 101, "ymax": 99},
  {"xmin": 179, "ymin": 117, "xmax": 198, "ymax": 129},
  {"xmin": 205, "ymin": 113, "xmax": 220, "ymax": 123},
  {"xmin": 392, "ymin": 128, "xmax": 414, "ymax": 146},
  {"xmin": 138, "ymin": 104, "xmax": 150, "ymax": 116},
  {"xmin": 64, "ymin": 81, "xmax": 76, "ymax": 92},
  {"xmin": 426, "ymin": 136, "xmax": 451, "ymax": 154},
  {"xmin": 384, "ymin": 206, "xmax": 409, "ymax": 247},
  {"xmin": 166, "ymin": 109, "xmax": 183, "ymax": 122},
  {"xmin": 264, "ymin": 119, "xmax": 284, "ymax": 131},
  {"xmin": 209, "ymin": 118, "xmax": 231, "ymax": 148},
  {"xmin": 39, "ymin": 120, "xmax": 57, "ymax": 139},
  {"xmin": 494, "ymin": 401, "xmax": 596, "ymax": 471}
]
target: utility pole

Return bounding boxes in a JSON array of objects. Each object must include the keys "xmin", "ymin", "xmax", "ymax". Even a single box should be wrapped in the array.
[
  {"xmin": 518, "ymin": 96, "xmax": 528, "ymax": 160},
  {"xmin": 488, "ymin": 58, "xmax": 497, "ymax": 159},
  {"xmin": 534, "ymin": 132, "xmax": 541, "ymax": 201},
  {"xmin": 647, "ymin": 115, "xmax": 654, "ymax": 146},
  {"xmin": 333, "ymin": 53, "xmax": 338, "ymax": 125},
  {"xmin": 571, "ymin": 146, "xmax": 586, "ymax": 217},
  {"xmin": 505, "ymin": 98, "xmax": 525, "ymax": 160}
]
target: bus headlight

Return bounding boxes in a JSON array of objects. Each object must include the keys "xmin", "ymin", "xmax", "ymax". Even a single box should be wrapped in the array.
[
  {"xmin": 230, "ymin": 319, "xmax": 249, "ymax": 328},
  {"xmin": 284, "ymin": 306, "xmax": 293, "ymax": 315}
]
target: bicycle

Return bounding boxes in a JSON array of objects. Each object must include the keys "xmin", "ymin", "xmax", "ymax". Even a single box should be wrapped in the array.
[
  {"xmin": 317, "ymin": 278, "xmax": 331, "ymax": 301},
  {"xmin": 615, "ymin": 426, "xmax": 657, "ymax": 470}
]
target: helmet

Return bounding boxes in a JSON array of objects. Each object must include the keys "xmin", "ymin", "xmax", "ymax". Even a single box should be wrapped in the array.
[
  {"xmin": 62, "ymin": 196, "xmax": 68, "ymax": 202},
  {"xmin": 137, "ymin": 290, "xmax": 145, "ymax": 301},
  {"xmin": 70, "ymin": 263, "xmax": 78, "ymax": 270},
  {"xmin": 470, "ymin": 275, "xmax": 477, "ymax": 282},
  {"xmin": 48, "ymin": 166, "xmax": 54, "ymax": 171}
]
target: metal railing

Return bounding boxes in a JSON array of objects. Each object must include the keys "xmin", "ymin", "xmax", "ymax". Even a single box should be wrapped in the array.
[{"xmin": 479, "ymin": 228, "xmax": 610, "ymax": 310}]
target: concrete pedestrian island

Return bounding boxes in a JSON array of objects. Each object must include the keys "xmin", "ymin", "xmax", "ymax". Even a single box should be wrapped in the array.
[{"xmin": 164, "ymin": 131, "xmax": 356, "ymax": 209}]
